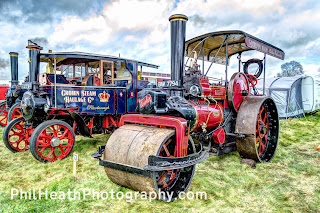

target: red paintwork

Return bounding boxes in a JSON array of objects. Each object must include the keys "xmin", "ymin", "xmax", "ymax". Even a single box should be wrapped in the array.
[
  {"xmin": 212, "ymin": 128, "xmax": 225, "ymax": 144},
  {"xmin": 0, "ymin": 102, "xmax": 8, "ymax": 126},
  {"xmin": 138, "ymin": 94, "xmax": 152, "ymax": 108},
  {"xmin": 7, "ymin": 118, "xmax": 33, "ymax": 151},
  {"xmin": 0, "ymin": 86, "xmax": 9, "ymax": 100},
  {"xmin": 189, "ymin": 101, "xmax": 224, "ymax": 132},
  {"xmin": 232, "ymin": 73, "xmax": 249, "ymax": 111},
  {"xmin": 36, "ymin": 123, "xmax": 74, "ymax": 161},
  {"xmin": 119, "ymin": 114, "xmax": 189, "ymax": 157},
  {"xmin": 200, "ymin": 78, "xmax": 226, "ymax": 99},
  {"xmin": 12, "ymin": 104, "xmax": 22, "ymax": 119},
  {"xmin": 245, "ymin": 74, "xmax": 258, "ymax": 87}
]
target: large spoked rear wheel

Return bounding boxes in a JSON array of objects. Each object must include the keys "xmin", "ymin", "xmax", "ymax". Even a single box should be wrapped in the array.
[
  {"xmin": 29, "ymin": 120, "xmax": 75, "ymax": 162},
  {"xmin": 3, "ymin": 117, "xmax": 31, "ymax": 152},
  {"xmin": 235, "ymin": 96, "xmax": 279, "ymax": 162},
  {"xmin": 0, "ymin": 101, "xmax": 8, "ymax": 127},
  {"xmin": 7, "ymin": 103, "xmax": 22, "ymax": 122},
  {"xmin": 104, "ymin": 124, "xmax": 195, "ymax": 202}
]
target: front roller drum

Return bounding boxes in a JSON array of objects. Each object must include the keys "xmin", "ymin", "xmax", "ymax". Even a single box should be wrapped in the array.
[
  {"xmin": 235, "ymin": 96, "xmax": 279, "ymax": 162},
  {"xmin": 104, "ymin": 124, "xmax": 195, "ymax": 202}
]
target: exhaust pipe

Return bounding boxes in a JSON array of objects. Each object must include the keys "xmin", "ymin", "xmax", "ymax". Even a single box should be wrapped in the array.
[
  {"xmin": 26, "ymin": 40, "xmax": 42, "ymax": 91},
  {"xmin": 169, "ymin": 14, "xmax": 188, "ymax": 87},
  {"xmin": 9, "ymin": 52, "xmax": 19, "ymax": 89}
]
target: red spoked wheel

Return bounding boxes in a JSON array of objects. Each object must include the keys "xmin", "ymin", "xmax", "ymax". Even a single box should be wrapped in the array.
[
  {"xmin": 7, "ymin": 103, "xmax": 22, "ymax": 122},
  {"xmin": 29, "ymin": 120, "xmax": 75, "ymax": 162},
  {"xmin": 3, "ymin": 117, "xmax": 32, "ymax": 152},
  {"xmin": 256, "ymin": 105, "xmax": 269, "ymax": 156},
  {"xmin": 245, "ymin": 74, "xmax": 258, "ymax": 87},
  {"xmin": 156, "ymin": 138, "xmax": 180, "ymax": 190},
  {"xmin": 0, "ymin": 102, "xmax": 8, "ymax": 126}
]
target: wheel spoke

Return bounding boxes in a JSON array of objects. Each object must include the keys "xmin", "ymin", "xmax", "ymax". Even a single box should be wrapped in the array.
[
  {"xmin": 157, "ymin": 171, "xmax": 168, "ymax": 185},
  {"xmin": 162, "ymin": 144, "xmax": 171, "ymax": 157},
  {"xmin": 10, "ymin": 136, "xmax": 24, "ymax": 144},
  {"xmin": 47, "ymin": 147, "xmax": 55, "ymax": 159},
  {"xmin": 59, "ymin": 129, "xmax": 69, "ymax": 140},
  {"xmin": 0, "ymin": 116, "xmax": 6, "ymax": 122},
  {"xmin": 51, "ymin": 126, "xmax": 58, "ymax": 137}
]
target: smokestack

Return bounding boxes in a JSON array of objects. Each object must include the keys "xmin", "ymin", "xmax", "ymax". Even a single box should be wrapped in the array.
[
  {"xmin": 9, "ymin": 52, "xmax": 19, "ymax": 89},
  {"xmin": 26, "ymin": 40, "xmax": 42, "ymax": 91},
  {"xmin": 169, "ymin": 14, "xmax": 188, "ymax": 87}
]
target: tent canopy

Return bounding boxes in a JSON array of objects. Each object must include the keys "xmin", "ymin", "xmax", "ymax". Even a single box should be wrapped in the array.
[{"xmin": 256, "ymin": 76, "xmax": 304, "ymax": 119}]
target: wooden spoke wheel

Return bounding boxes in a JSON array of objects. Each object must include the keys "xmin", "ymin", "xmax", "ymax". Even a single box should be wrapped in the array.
[
  {"xmin": 3, "ymin": 117, "xmax": 32, "ymax": 152},
  {"xmin": 235, "ymin": 96, "xmax": 279, "ymax": 162},
  {"xmin": 104, "ymin": 124, "xmax": 195, "ymax": 202},
  {"xmin": 29, "ymin": 120, "xmax": 75, "ymax": 162}
]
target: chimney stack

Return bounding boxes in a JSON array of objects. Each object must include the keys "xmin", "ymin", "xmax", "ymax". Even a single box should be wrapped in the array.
[
  {"xmin": 9, "ymin": 52, "xmax": 19, "ymax": 89},
  {"xmin": 169, "ymin": 14, "xmax": 188, "ymax": 87}
]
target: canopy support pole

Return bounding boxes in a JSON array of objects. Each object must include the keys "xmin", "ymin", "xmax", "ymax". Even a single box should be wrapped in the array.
[
  {"xmin": 54, "ymin": 57, "xmax": 57, "ymax": 108},
  {"xmin": 225, "ymin": 35, "xmax": 229, "ymax": 88},
  {"xmin": 263, "ymin": 53, "xmax": 266, "ymax": 96}
]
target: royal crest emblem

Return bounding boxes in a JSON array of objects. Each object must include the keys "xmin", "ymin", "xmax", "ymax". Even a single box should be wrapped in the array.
[{"xmin": 99, "ymin": 91, "xmax": 110, "ymax": 102}]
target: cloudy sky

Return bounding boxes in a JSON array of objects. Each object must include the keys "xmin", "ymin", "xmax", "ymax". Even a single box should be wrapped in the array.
[{"xmin": 0, "ymin": 0, "xmax": 320, "ymax": 83}]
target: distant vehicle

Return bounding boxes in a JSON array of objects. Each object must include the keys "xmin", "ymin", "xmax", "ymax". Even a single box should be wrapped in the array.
[{"xmin": 0, "ymin": 52, "xmax": 24, "ymax": 127}]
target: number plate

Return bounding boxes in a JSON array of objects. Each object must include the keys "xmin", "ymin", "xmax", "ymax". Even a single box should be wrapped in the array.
[{"xmin": 157, "ymin": 80, "xmax": 179, "ymax": 87}]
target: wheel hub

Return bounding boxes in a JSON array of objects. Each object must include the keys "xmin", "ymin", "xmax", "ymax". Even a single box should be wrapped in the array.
[
  {"xmin": 259, "ymin": 123, "xmax": 267, "ymax": 135},
  {"xmin": 50, "ymin": 137, "xmax": 61, "ymax": 147}
]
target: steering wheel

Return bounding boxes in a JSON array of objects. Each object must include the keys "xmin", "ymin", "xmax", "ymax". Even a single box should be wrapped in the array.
[
  {"xmin": 245, "ymin": 74, "xmax": 258, "ymax": 87},
  {"xmin": 103, "ymin": 72, "xmax": 112, "ymax": 84}
]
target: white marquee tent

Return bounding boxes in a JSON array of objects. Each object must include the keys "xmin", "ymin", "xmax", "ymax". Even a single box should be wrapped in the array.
[{"xmin": 256, "ymin": 76, "xmax": 320, "ymax": 119}]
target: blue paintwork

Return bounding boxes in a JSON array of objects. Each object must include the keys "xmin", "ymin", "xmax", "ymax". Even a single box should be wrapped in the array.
[
  {"xmin": 117, "ymin": 89, "xmax": 126, "ymax": 114},
  {"xmin": 126, "ymin": 62, "xmax": 138, "ymax": 113},
  {"xmin": 37, "ymin": 60, "xmax": 154, "ymax": 115},
  {"xmin": 55, "ymin": 87, "xmax": 115, "ymax": 114}
]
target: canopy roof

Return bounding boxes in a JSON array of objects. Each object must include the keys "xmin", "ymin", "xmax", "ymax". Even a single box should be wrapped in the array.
[
  {"xmin": 256, "ymin": 76, "xmax": 303, "ymax": 90},
  {"xmin": 185, "ymin": 30, "xmax": 285, "ymax": 65},
  {"xmin": 39, "ymin": 52, "xmax": 159, "ymax": 69}
]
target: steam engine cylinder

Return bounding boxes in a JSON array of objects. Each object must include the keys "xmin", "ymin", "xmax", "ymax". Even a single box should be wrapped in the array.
[{"xmin": 190, "ymin": 102, "xmax": 224, "ymax": 132}]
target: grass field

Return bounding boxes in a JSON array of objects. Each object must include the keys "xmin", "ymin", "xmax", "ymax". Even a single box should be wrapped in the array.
[{"xmin": 0, "ymin": 113, "xmax": 320, "ymax": 213}]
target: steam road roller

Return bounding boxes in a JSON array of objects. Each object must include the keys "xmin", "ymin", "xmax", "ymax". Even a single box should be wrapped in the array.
[{"xmin": 93, "ymin": 14, "xmax": 284, "ymax": 201}]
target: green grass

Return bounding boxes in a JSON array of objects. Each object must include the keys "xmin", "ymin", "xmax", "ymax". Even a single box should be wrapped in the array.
[{"xmin": 1, "ymin": 114, "xmax": 320, "ymax": 212}]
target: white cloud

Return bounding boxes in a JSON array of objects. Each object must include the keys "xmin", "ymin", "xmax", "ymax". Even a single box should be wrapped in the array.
[
  {"xmin": 2, "ymin": 0, "xmax": 320, "ymax": 81},
  {"xmin": 50, "ymin": 15, "xmax": 112, "ymax": 45}
]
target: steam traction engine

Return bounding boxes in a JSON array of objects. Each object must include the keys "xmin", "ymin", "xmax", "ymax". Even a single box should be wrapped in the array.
[
  {"xmin": 3, "ymin": 43, "xmax": 158, "ymax": 157},
  {"xmin": 93, "ymin": 14, "xmax": 285, "ymax": 201},
  {"xmin": 0, "ymin": 52, "xmax": 24, "ymax": 127}
]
